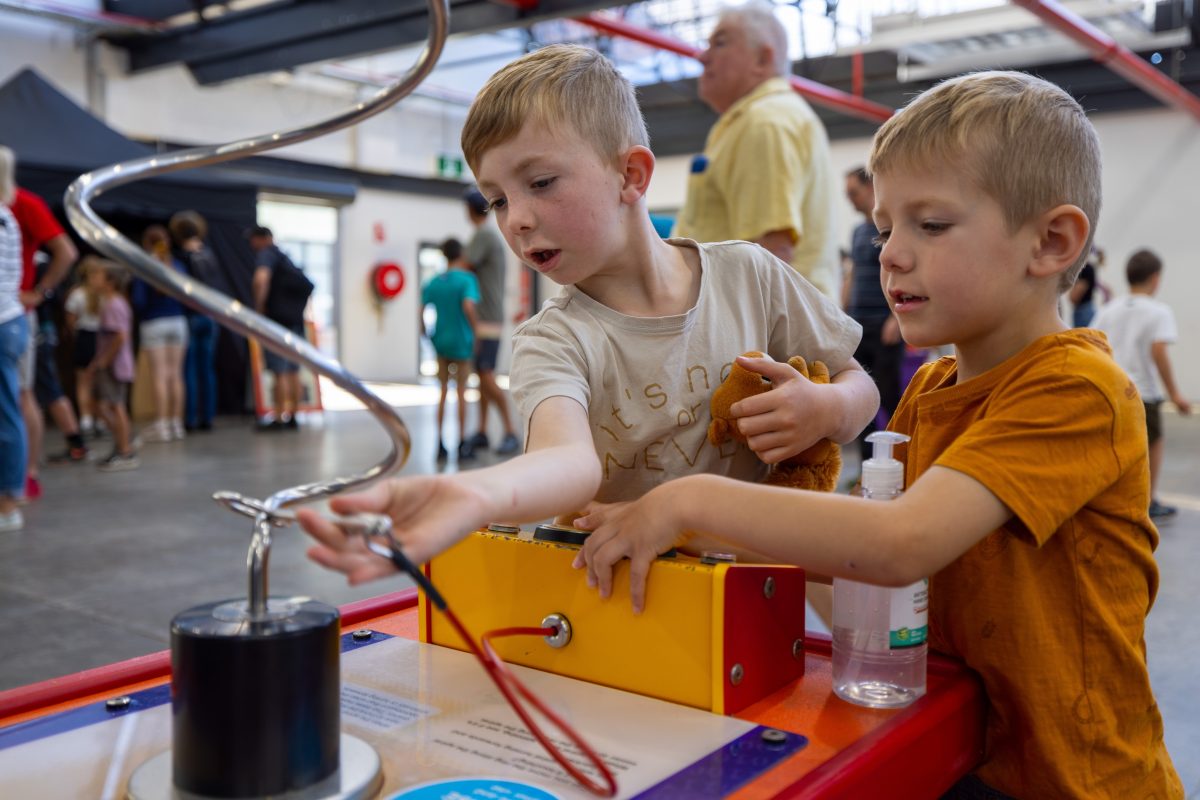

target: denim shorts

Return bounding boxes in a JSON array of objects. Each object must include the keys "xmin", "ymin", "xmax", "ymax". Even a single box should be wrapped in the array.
[
  {"xmin": 475, "ymin": 337, "xmax": 501, "ymax": 373},
  {"xmin": 263, "ymin": 321, "xmax": 305, "ymax": 374},
  {"xmin": 140, "ymin": 315, "xmax": 189, "ymax": 349},
  {"xmin": 1, "ymin": 314, "xmax": 30, "ymax": 498}
]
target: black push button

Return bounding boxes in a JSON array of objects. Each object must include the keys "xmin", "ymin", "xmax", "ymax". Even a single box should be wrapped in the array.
[{"xmin": 533, "ymin": 524, "xmax": 590, "ymax": 545}]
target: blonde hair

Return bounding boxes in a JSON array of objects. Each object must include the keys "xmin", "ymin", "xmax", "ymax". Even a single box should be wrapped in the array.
[
  {"xmin": 868, "ymin": 71, "xmax": 1101, "ymax": 290},
  {"xmin": 0, "ymin": 145, "xmax": 15, "ymax": 206},
  {"xmin": 77, "ymin": 255, "xmax": 107, "ymax": 316},
  {"xmin": 461, "ymin": 44, "xmax": 649, "ymax": 175},
  {"xmin": 96, "ymin": 257, "xmax": 129, "ymax": 293},
  {"xmin": 721, "ymin": 3, "xmax": 790, "ymax": 77}
]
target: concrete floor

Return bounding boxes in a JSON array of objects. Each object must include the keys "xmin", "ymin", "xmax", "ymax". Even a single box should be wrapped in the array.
[{"xmin": 1, "ymin": 391, "xmax": 1197, "ymax": 794}]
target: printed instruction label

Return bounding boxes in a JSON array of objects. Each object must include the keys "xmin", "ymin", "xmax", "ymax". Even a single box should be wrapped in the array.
[
  {"xmin": 889, "ymin": 578, "xmax": 929, "ymax": 649},
  {"xmin": 341, "ymin": 683, "xmax": 437, "ymax": 732}
]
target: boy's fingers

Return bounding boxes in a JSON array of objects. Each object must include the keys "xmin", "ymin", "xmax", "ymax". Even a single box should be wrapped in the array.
[
  {"xmin": 628, "ymin": 555, "xmax": 651, "ymax": 615},
  {"xmin": 297, "ymin": 508, "xmax": 352, "ymax": 550},
  {"xmin": 328, "ymin": 482, "xmax": 396, "ymax": 515},
  {"xmin": 735, "ymin": 354, "xmax": 794, "ymax": 383},
  {"xmin": 306, "ymin": 544, "xmax": 362, "ymax": 574}
]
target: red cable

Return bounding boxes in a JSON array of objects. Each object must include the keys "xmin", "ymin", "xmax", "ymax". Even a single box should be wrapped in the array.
[{"xmin": 440, "ymin": 611, "xmax": 619, "ymax": 797}]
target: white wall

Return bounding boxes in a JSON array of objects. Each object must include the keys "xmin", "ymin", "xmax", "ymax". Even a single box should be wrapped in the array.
[
  {"xmin": 339, "ymin": 189, "xmax": 469, "ymax": 381},
  {"xmin": 0, "ymin": 15, "xmax": 91, "ymax": 106}
]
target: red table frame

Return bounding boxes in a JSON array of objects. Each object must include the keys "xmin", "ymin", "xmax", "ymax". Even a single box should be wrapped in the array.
[{"xmin": 0, "ymin": 589, "xmax": 985, "ymax": 799}]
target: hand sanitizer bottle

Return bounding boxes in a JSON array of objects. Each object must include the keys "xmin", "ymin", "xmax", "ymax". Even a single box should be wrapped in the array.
[{"xmin": 832, "ymin": 431, "xmax": 928, "ymax": 708}]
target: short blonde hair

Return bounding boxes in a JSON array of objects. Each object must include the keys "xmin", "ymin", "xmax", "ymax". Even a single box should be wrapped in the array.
[
  {"xmin": 869, "ymin": 71, "xmax": 1101, "ymax": 290},
  {"xmin": 461, "ymin": 44, "xmax": 649, "ymax": 175},
  {"xmin": 0, "ymin": 145, "xmax": 15, "ymax": 206}
]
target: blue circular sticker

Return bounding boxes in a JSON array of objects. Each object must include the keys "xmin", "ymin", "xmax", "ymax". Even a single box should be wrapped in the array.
[{"xmin": 386, "ymin": 778, "xmax": 560, "ymax": 800}]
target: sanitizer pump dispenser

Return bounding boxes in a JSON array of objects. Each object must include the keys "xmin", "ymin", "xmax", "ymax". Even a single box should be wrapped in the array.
[{"xmin": 831, "ymin": 431, "xmax": 928, "ymax": 708}]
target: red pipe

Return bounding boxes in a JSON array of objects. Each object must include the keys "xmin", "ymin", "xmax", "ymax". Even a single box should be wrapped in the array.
[
  {"xmin": 852, "ymin": 51, "xmax": 865, "ymax": 97},
  {"xmin": 1011, "ymin": 0, "xmax": 1200, "ymax": 122},
  {"xmin": 575, "ymin": 13, "xmax": 894, "ymax": 124}
]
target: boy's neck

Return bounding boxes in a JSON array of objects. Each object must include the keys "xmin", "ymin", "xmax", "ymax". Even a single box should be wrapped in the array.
[
  {"xmin": 574, "ymin": 215, "xmax": 700, "ymax": 318},
  {"xmin": 953, "ymin": 300, "xmax": 1067, "ymax": 384},
  {"xmin": 1129, "ymin": 284, "xmax": 1154, "ymax": 296}
]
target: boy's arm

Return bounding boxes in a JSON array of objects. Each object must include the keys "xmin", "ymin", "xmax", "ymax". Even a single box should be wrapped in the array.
[
  {"xmin": 297, "ymin": 396, "xmax": 601, "ymax": 582},
  {"xmin": 252, "ymin": 267, "xmax": 271, "ymax": 315},
  {"xmin": 576, "ymin": 465, "xmax": 1011, "ymax": 612},
  {"xmin": 463, "ymin": 298, "xmax": 479, "ymax": 340},
  {"xmin": 1150, "ymin": 341, "xmax": 1191, "ymax": 414},
  {"xmin": 731, "ymin": 354, "xmax": 880, "ymax": 464}
]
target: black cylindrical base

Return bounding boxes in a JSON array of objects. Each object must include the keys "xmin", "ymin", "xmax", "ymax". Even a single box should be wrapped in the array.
[{"xmin": 170, "ymin": 598, "xmax": 340, "ymax": 798}]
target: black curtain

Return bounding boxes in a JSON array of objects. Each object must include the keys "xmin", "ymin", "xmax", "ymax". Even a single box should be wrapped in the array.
[{"xmin": 20, "ymin": 170, "xmax": 259, "ymax": 417}]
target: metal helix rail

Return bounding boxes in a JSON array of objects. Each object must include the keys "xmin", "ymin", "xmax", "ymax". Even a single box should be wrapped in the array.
[{"xmin": 64, "ymin": 0, "xmax": 450, "ymax": 618}]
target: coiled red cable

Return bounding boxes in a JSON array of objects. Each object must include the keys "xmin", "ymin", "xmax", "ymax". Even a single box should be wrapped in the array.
[{"xmin": 440, "ymin": 612, "xmax": 618, "ymax": 797}]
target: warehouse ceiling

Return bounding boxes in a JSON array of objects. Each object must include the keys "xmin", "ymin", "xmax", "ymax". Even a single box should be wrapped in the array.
[{"xmin": 27, "ymin": 0, "xmax": 1200, "ymax": 152}]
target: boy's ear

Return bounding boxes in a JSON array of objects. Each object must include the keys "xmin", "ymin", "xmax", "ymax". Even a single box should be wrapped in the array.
[
  {"xmin": 1029, "ymin": 204, "xmax": 1089, "ymax": 280},
  {"xmin": 619, "ymin": 145, "xmax": 655, "ymax": 205}
]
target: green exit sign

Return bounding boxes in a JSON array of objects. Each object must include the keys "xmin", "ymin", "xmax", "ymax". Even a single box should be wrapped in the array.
[{"xmin": 436, "ymin": 154, "xmax": 464, "ymax": 179}]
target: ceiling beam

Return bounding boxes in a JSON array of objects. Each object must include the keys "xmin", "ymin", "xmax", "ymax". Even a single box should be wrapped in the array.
[{"xmin": 108, "ymin": 0, "xmax": 640, "ymax": 85}]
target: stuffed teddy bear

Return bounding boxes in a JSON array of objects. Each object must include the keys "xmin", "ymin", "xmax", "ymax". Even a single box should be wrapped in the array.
[{"xmin": 707, "ymin": 351, "xmax": 842, "ymax": 493}]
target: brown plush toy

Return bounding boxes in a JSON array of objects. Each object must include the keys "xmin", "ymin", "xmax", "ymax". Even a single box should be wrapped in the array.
[{"xmin": 707, "ymin": 351, "xmax": 842, "ymax": 493}]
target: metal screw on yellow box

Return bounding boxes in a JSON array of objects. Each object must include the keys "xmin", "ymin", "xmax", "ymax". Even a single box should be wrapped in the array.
[{"xmin": 419, "ymin": 529, "xmax": 807, "ymax": 714}]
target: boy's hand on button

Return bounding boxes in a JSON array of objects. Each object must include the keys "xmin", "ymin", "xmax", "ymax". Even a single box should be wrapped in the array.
[
  {"xmin": 730, "ymin": 354, "xmax": 833, "ymax": 465},
  {"xmin": 572, "ymin": 490, "xmax": 681, "ymax": 614}
]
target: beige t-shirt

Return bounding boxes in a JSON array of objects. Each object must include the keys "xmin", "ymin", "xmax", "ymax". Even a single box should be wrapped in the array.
[
  {"xmin": 511, "ymin": 239, "xmax": 860, "ymax": 503},
  {"xmin": 673, "ymin": 78, "xmax": 838, "ymax": 298}
]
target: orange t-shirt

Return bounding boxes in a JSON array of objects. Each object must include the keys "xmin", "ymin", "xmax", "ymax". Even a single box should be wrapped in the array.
[{"xmin": 889, "ymin": 330, "xmax": 1182, "ymax": 799}]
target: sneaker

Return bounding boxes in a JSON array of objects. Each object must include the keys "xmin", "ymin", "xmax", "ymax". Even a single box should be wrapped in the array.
[
  {"xmin": 0, "ymin": 509, "xmax": 23, "ymax": 533},
  {"xmin": 98, "ymin": 452, "xmax": 140, "ymax": 472},
  {"xmin": 282, "ymin": 416, "xmax": 299, "ymax": 431},
  {"xmin": 171, "ymin": 419, "xmax": 186, "ymax": 441},
  {"xmin": 1149, "ymin": 500, "xmax": 1177, "ymax": 521},
  {"xmin": 468, "ymin": 432, "xmax": 490, "ymax": 450},
  {"xmin": 48, "ymin": 445, "xmax": 89, "ymax": 464},
  {"xmin": 256, "ymin": 418, "xmax": 284, "ymax": 432},
  {"xmin": 141, "ymin": 421, "xmax": 173, "ymax": 443},
  {"xmin": 436, "ymin": 442, "xmax": 449, "ymax": 462},
  {"xmin": 457, "ymin": 440, "xmax": 477, "ymax": 461},
  {"xmin": 24, "ymin": 475, "xmax": 41, "ymax": 502},
  {"xmin": 495, "ymin": 433, "xmax": 520, "ymax": 456}
]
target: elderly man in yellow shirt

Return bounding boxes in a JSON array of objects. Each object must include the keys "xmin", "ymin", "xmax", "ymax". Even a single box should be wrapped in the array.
[{"xmin": 674, "ymin": 3, "xmax": 839, "ymax": 299}]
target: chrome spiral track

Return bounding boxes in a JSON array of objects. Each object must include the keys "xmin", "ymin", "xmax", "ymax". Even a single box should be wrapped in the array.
[{"xmin": 64, "ymin": 0, "xmax": 450, "ymax": 616}]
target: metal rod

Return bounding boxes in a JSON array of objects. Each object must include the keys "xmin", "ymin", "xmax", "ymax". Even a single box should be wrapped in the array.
[
  {"xmin": 64, "ymin": 0, "xmax": 450, "ymax": 618},
  {"xmin": 1011, "ymin": 0, "xmax": 1200, "ymax": 123}
]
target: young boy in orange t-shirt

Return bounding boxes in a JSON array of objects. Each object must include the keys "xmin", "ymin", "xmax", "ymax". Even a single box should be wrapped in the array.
[{"xmin": 574, "ymin": 72, "xmax": 1184, "ymax": 798}]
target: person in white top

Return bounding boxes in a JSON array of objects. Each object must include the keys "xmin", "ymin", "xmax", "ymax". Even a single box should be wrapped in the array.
[
  {"xmin": 0, "ymin": 200, "xmax": 27, "ymax": 532},
  {"xmin": 64, "ymin": 257, "xmax": 105, "ymax": 437},
  {"xmin": 1091, "ymin": 248, "xmax": 1192, "ymax": 520}
]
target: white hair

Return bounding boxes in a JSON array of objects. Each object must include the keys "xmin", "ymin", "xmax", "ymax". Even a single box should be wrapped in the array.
[
  {"xmin": 721, "ymin": 3, "xmax": 790, "ymax": 77},
  {"xmin": 0, "ymin": 146, "xmax": 14, "ymax": 206}
]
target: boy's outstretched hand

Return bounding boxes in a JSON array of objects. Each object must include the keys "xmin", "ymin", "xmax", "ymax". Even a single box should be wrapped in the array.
[
  {"xmin": 729, "ymin": 354, "xmax": 837, "ymax": 464},
  {"xmin": 571, "ymin": 484, "xmax": 685, "ymax": 614},
  {"xmin": 296, "ymin": 475, "xmax": 488, "ymax": 585}
]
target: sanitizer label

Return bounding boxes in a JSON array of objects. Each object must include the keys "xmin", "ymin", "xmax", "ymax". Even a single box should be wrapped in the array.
[{"xmin": 889, "ymin": 578, "xmax": 928, "ymax": 649}]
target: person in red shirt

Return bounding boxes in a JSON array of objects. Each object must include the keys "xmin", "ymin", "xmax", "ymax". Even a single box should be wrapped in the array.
[{"xmin": 1, "ymin": 146, "xmax": 82, "ymax": 501}]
